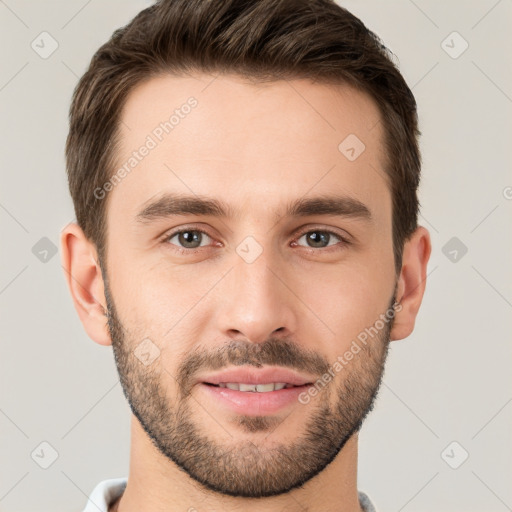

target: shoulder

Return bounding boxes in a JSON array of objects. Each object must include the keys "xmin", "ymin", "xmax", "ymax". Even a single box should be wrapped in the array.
[{"xmin": 358, "ymin": 490, "xmax": 378, "ymax": 512}]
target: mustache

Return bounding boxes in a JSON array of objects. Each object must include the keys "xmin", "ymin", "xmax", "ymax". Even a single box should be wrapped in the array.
[{"xmin": 177, "ymin": 337, "xmax": 331, "ymax": 395}]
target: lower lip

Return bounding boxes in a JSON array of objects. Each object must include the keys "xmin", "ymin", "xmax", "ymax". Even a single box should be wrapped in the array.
[{"xmin": 199, "ymin": 383, "xmax": 312, "ymax": 415}]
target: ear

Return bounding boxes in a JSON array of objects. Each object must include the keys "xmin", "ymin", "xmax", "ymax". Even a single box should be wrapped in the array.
[
  {"xmin": 60, "ymin": 222, "xmax": 112, "ymax": 346},
  {"xmin": 390, "ymin": 226, "xmax": 432, "ymax": 341}
]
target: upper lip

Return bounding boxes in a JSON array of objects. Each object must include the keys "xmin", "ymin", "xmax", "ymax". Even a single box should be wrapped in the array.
[{"xmin": 198, "ymin": 367, "xmax": 315, "ymax": 386}]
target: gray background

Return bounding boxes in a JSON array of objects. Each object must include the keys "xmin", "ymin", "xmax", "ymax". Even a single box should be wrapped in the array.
[{"xmin": 1, "ymin": 0, "xmax": 511, "ymax": 511}]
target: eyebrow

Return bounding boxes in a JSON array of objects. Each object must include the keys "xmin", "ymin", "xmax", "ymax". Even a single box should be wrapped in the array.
[{"xmin": 135, "ymin": 192, "xmax": 372, "ymax": 224}]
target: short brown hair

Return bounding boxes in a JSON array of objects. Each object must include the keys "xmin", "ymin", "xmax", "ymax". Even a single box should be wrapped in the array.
[{"xmin": 65, "ymin": 0, "xmax": 421, "ymax": 275}]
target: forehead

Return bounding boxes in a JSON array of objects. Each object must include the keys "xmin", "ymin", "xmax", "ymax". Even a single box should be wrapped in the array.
[{"xmin": 109, "ymin": 72, "xmax": 389, "ymax": 225}]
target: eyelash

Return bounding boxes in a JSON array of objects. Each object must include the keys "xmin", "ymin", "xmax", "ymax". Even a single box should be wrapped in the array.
[{"xmin": 160, "ymin": 226, "xmax": 351, "ymax": 255}]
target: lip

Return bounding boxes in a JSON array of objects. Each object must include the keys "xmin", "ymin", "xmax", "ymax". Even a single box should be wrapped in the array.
[
  {"xmin": 198, "ymin": 366, "xmax": 315, "ymax": 387},
  {"xmin": 199, "ymin": 382, "xmax": 313, "ymax": 415},
  {"xmin": 196, "ymin": 366, "xmax": 316, "ymax": 416}
]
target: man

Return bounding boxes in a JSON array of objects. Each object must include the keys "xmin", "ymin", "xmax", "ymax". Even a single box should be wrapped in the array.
[{"xmin": 60, "ymin": 0, "xmax": 431, "ymax": 511}]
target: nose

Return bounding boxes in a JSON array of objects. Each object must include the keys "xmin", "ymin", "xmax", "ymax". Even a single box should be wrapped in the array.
[{"xmin": 215, "ymin": 247, "xmax": 298, "ymax": 345}]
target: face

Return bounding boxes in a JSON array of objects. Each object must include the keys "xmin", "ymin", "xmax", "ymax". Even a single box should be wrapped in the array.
[{"xmin": 100, "ymin": 73, "xmax": 398, "ymax": 498}]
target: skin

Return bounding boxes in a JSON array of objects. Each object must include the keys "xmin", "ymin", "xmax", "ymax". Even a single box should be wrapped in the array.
[{"xmin": 61, "ymin": 73, "xmax": 431, "ymax": 512}]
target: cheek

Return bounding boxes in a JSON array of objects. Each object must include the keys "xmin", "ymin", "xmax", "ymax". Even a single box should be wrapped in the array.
[
  {"xmin": 294, "ymin": 261, "xmax": 393, "ymax": 346},
  {"xmin": 109, "ymin": 259, "xmax": 216, "ymax": 348}
]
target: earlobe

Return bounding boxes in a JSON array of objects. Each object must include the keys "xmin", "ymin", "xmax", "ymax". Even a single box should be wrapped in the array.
[
  {"xmin": 390, "ymin": 226, "xmax": 432, "ymax": 341},
  {"xmin": 60, "ymin": 223, "xmax": 112, "ymax": 346}
]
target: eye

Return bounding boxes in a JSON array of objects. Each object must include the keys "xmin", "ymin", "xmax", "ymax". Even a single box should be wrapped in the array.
[
  {"xmin": 160, "ymin": 226, "xmax": 350, "ymax": 255},
  {"xmin": 163, "ymin": 228, "xmax": 214, "ymax": 251},
  {"xmin": 293, "ymin": 228, "xmax": 350, "ymax": 250}
]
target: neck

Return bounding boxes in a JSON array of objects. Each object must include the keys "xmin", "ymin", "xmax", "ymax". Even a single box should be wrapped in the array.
[{"xmin": 115, "ymin": 415, "xmax": 364, "ymax": 512}]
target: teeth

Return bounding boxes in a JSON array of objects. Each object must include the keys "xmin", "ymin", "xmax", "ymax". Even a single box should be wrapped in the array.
[
  {"xmin": 239, "ymin": 383, "xmax": 257, "ymax": 392},
  {"xmin": 257, "ymin": 383, "xmax": 276, "ymax": 392},
  {"xmin": 216, "ymin": 382, "xmax": 291, "ymax": 392}
]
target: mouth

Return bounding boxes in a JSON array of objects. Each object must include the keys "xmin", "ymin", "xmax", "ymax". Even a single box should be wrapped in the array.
[
  {"xmin": 196, "ymin": 367, "xmax": 317, "ymax": 415},
  {"xmin": 199, "ymin": 380, "xmax": 315, "ymax": 416}
]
